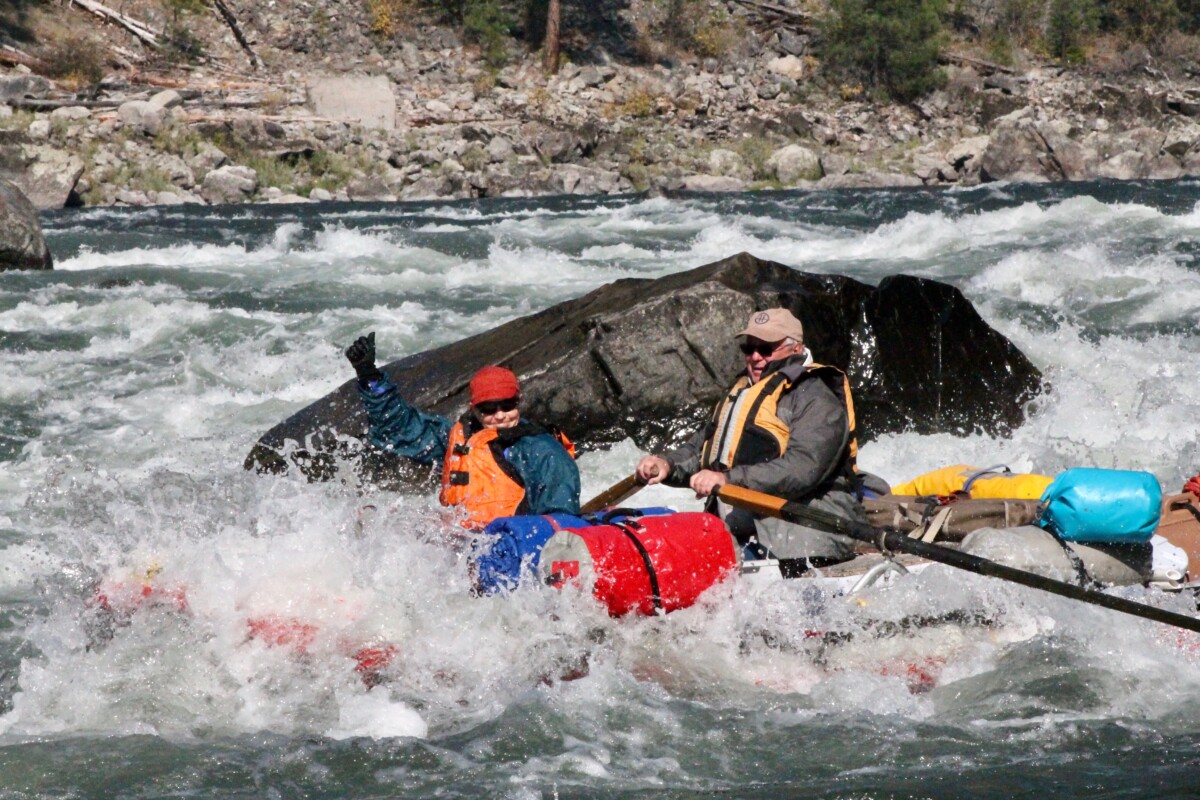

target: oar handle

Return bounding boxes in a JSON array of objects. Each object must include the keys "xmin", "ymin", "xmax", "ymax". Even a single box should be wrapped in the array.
[{"xmin": 716, "ymin": 484, "xmax": 1200, "ymax": 635}]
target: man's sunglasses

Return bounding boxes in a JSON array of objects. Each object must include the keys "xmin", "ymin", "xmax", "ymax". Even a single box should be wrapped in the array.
[
  {"xmin": 475, "ymin": 397, "xmax": 519, "ymax": 415},
  {"xmin": 739, "ymin": 341, "xmax": 784, "ymax": 358}
]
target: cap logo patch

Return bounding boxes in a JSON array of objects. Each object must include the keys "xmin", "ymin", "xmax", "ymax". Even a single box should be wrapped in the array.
[{"xmin": 754, "ymin": 312, "xmax": 770, "ymax": 324}]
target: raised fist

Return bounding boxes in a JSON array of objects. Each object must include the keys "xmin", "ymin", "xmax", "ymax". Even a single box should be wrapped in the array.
[{"xmin": 345, "ymin": 332, "xmax": 376, "ymax": 369}]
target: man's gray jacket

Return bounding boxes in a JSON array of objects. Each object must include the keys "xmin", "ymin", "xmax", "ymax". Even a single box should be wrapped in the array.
[{"xmin": 662, "ymin": 353, "xmax": 865, "ymax": 561}]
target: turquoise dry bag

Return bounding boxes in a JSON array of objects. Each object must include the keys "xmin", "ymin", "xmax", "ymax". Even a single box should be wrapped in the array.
[{"xmin": 1038, "ymin": 468, "xmax": 1162, "ymax": 544}]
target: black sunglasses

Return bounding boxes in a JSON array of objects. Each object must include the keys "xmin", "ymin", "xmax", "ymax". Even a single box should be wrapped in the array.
[
  {"xmin": 475, "ymin": 397, "xmax": 519, "ymax": 415},
  {"xmin": 739, "ymin": 341, "xmax": 784, "ymax": 358}
]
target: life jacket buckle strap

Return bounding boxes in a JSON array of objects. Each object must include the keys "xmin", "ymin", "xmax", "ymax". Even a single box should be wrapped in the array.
[{"xmin": 448, "ymin": 471, "xmax": 470, "ymax": 486}]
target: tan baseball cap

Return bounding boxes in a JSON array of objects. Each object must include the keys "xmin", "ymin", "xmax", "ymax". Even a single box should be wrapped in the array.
[{"xmin": 736, "ymin": 308, "xmax": 804, "ymax": 342}]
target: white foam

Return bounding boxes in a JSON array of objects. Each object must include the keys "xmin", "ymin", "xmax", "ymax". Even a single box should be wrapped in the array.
[{"xmin": 10, "ymin": 189, "xmax": 1200, "ymax": 742}]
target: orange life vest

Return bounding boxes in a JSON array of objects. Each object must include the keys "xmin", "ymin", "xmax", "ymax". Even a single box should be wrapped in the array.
[{"xmin": 439, "ymin": 419, "xmax": 575, "ymax": 529}]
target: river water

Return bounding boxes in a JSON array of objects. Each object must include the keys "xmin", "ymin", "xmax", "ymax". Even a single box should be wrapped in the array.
[{"xmin": 3, "ymin": 182, "xmax": 1200, "ymax": 798}]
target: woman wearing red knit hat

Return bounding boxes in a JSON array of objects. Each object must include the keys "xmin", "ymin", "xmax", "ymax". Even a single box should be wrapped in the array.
[{"xmin": 345, "ymin": 332, "xmax": 580, "ymax": 528}]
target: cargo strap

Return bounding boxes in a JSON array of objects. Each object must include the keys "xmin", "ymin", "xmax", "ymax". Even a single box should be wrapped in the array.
[
  {"xmin": 909, "ymin": 504, "xmax": 953, "ymax": 543},
  {"xmin": 1045, "ymin": 530, "xmax": 1102, "ymax": 590},
  {"xmin": 961, "ymin": 464, "xmax": 1011, "ymax": 495},
  {"xmin": 612, "ymin": 520, "xmax": 662, "ymax": 612}
]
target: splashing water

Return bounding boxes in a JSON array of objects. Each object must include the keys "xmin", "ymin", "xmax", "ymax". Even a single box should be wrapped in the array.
[{"xmin": 4, "ymin": 183, "xmax": 1200, "ymax": 796}]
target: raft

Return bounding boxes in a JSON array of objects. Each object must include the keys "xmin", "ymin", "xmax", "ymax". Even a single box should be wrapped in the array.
[{"xmin": 81, "ymin": 467, "xmax": 1200, "ymax": 693}]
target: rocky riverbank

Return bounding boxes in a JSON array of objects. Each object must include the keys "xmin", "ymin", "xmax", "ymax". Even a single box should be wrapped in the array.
[{"xmin": 4, "ymin": 0, "xmax": 1200, "ymax": 210}]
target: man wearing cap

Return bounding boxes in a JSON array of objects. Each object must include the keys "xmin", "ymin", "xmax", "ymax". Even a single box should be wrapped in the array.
[
  {"xmin": 635, "ymin": 308, "xmax": 865, "ymax": 573},
  {"xmin": 344, "ymin": 332, "xmax": 580, "ymax": 528}
]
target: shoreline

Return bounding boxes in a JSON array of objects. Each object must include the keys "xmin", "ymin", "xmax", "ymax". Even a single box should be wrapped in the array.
[{"xmin": 4, "ymin": 9, "xmax": 1200, "ymax": 212}]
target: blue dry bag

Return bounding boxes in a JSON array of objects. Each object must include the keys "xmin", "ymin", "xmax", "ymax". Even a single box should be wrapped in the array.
[
  {"xmin": 471, "ymin": 508, "xmax": 677, "ymax": 595},
  {"xmin": 1038, "ymin": 468, "xmax": 1162, "ymax": 544}
]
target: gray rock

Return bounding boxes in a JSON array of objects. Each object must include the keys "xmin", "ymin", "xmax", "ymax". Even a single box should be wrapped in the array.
[
  {"xmin": 682, "ymin": 174, "xmax": 748, "ymax": 192},
  {"xmin": 306, "ymin": 74, "xmax": 397, "ymax": 130},
  {"xmin": 1147, "ymin": 155, "xmax": 1183, "ymax": 180},
  {"xmin": 979, "ymin": 92, "xmax": 1028, "ymax": 127},
  {"xmin": 117, "ymin": 100, "xmax": 165, "ymax": 136},
  {"xmin": 116, "ymin": 190, "xmax": 152, "ymax": 206},
  {"xmin": 0, "ymin": 180, "xmax": 52, "ymax": 271},
  {"xmin": 346, "ymin": 175, "xmax": 396, "ymax": 201},
  {"xmin": 767, "ymin": 55, "xmax": 806, "ymax": 81},
  {"xmin": 0, "ymin": 75, "xmax": 52, "ymax": 103},
  {"xmin": 550, "ymin": 165, "xmax": 626, "ymax": 195},
  {"xmin": 767, "ymin": 144, "xmax": 821, "ymax": 184},
  {"xmin": 1163, "ymin": 123, "xmax": 1200, "ymax": 157},
  {"xmin": 148, "ymin": 90, "xmax": 184, "ymax": 110},
  {"xmin": 244, "ymin": 253, "xmax": 1042, "ymax": 481},
  {"xmin": 400, "ymin": 174, "xmax": 453, "ymax": 200},
  {"xmin": 815, "ymin": 171, "xmax": 922, "ymax": 189},
  {"xmin": 1182, "ymin": 151, "xmax": 1200, "ymax": 176},
  {"xmin": 945, "ymin": 135, "xmax": 990, "ymax": 175},
  {"xmin": 1034, "ymin": 122, "xmax": 1091, "ymax": 180},
  {"xmin": 528, "ymin": 124, "xmax": 596, "ymax": 164},
  {"xmin": 191, "ymin": 141, "xmax": 229, "ymax": 175},
  {"xmin": 153, "ymin": 191, "xmax": 188, "ymax": 205},
  {"xmin": 819, "ymin": 152, "xmax": 851, "ymax": 177},
  {"xmin": 49, "ymin": 106, "xmax": 91, "ymax": 122},
  {"xmin": 707, "ymin": 148, "xmax": 751, "ymax": 180},
  {"xmin": 486, "ymin": 136, "xmax": 515, "ymax": 163},
  {"xmin": 266, "ymin": 192, "xmax": 312, "ymax": 204},
  {"xmin": 1093, "ymin": 151, "xmax": 1147, "ymax": 181},
  {"xmin": 776, "ymin": 30, "xmax": 807, "ymax": 56},
  {"xmin": 0, "ymin": 144, "xmax": 84, "ymax": 209},
  {"xmin": 757, "ymin": 81, "xmax": 782, "ymax": 100},
  {"xmin": 200, "ymin": 165, "xmax": 258, "ymax": 205},
  {"xmin": 979, "ymin": 121, "xmax": 1052, "ymax": 182},
  {"xmin": 912, "ymin": 153, "xmax": 954, "ymax": 183}
]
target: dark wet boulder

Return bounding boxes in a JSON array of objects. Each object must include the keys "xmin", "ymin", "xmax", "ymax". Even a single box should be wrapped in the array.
[
  {"xmin": 0, "ymin": 180, "xmax": 52, "ymax": 271},
  {"xmin": 245, "ymin": 252, "xmax": 1042, "ymax": 481}
]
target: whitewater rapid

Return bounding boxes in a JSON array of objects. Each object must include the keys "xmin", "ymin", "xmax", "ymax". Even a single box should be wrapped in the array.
[{"xmin": 3, "ymin": 184, "xmax": 1200, "ymax": 797}]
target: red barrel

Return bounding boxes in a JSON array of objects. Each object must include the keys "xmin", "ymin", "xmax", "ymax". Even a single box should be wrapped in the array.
[{"xmin": 538, "ymin": 512, "xmax": 739, "ymax": 616}]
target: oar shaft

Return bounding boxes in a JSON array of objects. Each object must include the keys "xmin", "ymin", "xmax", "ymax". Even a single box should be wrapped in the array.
[
  {"xmin": 717, "ymin": 484, "xmax": 1200, "ymax": 635},
  {"xmin": 581, "ymin": 473, "xmax": 646, "ymax": 514}
]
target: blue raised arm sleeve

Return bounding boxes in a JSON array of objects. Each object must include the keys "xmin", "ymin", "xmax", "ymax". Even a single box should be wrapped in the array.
[{"xmin": 357, "ymin": 375, "xmax": 452, "ymax": 465}]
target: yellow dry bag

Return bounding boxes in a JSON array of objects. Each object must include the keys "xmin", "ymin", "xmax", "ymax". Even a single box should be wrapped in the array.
[{"xmin": 890, "ymin": 464, "xmax": 1052, "ymax": 500}]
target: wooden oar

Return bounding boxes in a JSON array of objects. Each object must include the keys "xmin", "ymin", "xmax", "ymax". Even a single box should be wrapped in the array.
[
  {"xmin": 581, "ymin": 473, "xmax": 646, "ymax": 514},
  {"xmin": 716, "ymin": 483, "xmax": 1200, "ymax": 635}
]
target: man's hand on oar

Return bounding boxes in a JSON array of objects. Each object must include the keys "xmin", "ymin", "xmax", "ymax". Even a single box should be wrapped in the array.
[
  {"xmin": 715, "ymin": 483, "xmax": 1200, "ymax": 635},
  {"xmin": 580, "ymin": 473, "xmax": 647, "ymax": 514}
]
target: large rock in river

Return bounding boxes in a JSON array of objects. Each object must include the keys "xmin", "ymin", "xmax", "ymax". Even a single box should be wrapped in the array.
[
  {"xmin": 245, "ymin": 252, "xmax": 1042, "ymax": 481},
  {"xmin": 0, "ymin": 180, "xmax": 52, "ymax": 271}
]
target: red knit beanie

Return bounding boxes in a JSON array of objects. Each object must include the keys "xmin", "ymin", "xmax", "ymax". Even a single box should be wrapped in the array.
[{"xmin": 469, "ymin": 365, "xmax": 520, "ymax": 405}]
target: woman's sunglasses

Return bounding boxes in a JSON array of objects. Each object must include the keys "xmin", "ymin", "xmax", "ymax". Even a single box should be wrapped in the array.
[
  {"xmin": 739, "ymin": 341, "xmax": 784, "ymax": 358},
  {"xmin": 475, "ymin": 397, "xmax": 519, "ymax": 415}
]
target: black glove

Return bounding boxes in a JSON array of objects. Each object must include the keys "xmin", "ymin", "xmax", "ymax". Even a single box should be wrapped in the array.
[{"xmin": 345, "ymin": 332, "xmax": 382, "ymax": 384}]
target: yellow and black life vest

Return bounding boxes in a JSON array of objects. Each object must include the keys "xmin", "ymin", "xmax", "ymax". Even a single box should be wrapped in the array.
[
  {"xmin": 439, "ymin": 418, "xmax": 575, "ymax": 529},
  {"xmin": 700, "ymin": 361, "xmax": 859, "ymax": 483}
]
